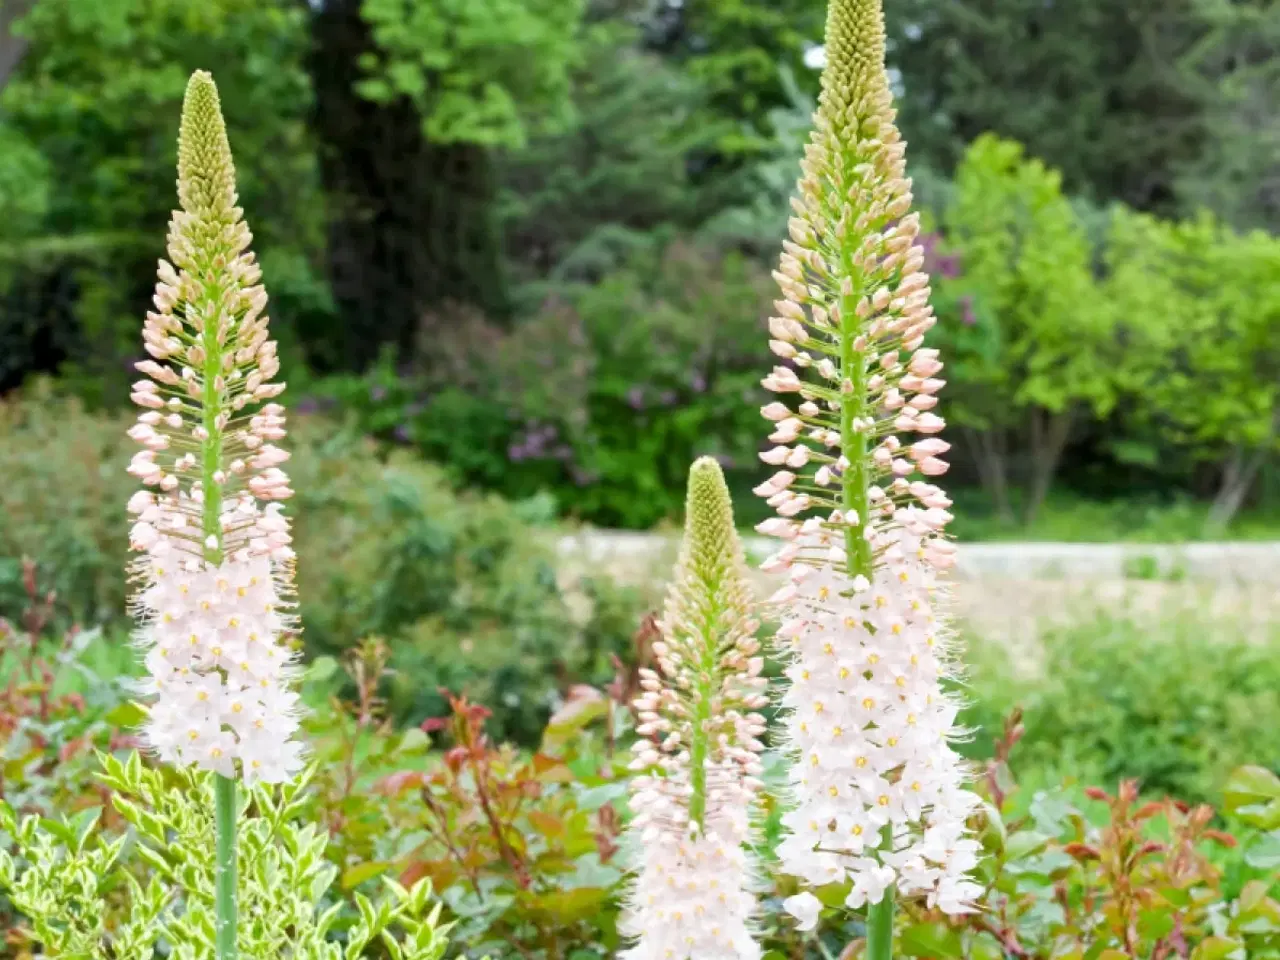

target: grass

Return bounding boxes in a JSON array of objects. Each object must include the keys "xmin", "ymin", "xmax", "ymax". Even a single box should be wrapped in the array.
[{"xmin": 946, "ymin": 489, "xmax": 1280, "ymax": 542}]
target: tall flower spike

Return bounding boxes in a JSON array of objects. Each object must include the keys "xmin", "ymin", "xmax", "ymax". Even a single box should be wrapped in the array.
[
  {"xmin": 755, "ymin": 0, "xmax": 983, "ymax": 936},
  {"xmin": 127, "ymin": 71, "xmax": 303, "ymax": 787},
  {"xmin": 623, "ymin": 458, "xmax": 768, "ymax": 960}
]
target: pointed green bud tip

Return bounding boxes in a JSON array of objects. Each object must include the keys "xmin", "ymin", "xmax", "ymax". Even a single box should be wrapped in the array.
[
  {"xmin": 821, "ymin": 0, "xmax": 888, "ymax": 117},
  {"xmin": 178, "ymin": 70, "xmax": 237, "ymax": 219},
  {"xmin": 683, "ymin": 456, "xmax": 740, "ymax": 579}
]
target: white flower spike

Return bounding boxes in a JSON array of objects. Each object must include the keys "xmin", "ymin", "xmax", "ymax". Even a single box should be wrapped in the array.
[
  {"xmin": 622, "ymin": 458, "xmax": 768, "ymax": 960},
  {"xmin": 127, "ymin": 71, "xmax": 303, "ymax": 787},
  {"xmin": 756, "ymin": 0, "xmax": 984, "ymax": 937}
]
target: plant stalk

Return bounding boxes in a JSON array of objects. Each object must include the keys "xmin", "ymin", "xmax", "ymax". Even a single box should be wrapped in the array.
[
  {"xmin": 867, "ymin": 889, "xmax": 895, "ymax": 960},
  {"xmin": 214, "ymin": 774, "xmax": 238, "ymax": 959},
  {"xmin": 201, "ymin": 268, "xmax": 237, "ymax": 959},
  {"xmin": 841, "ymin": 257, "xmax": 895, "ymax": 958}
]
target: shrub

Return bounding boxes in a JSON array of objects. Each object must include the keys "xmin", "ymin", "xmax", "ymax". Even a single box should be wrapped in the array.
[
  {"xmin": 961, "ymin": 612, "xmax": 1280, "ymax": 803},
  {"xmin": 0, "ymin": 388, "xmax": 651, "ymax": 743},
  {"xmin": 302, "ymin": 238, "xmax": 775, "ymax": 529}
]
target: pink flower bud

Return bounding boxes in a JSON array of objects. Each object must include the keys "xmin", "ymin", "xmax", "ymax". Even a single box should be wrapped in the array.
[
  {"xmin": 786, "ymin": 446, "xmax": 812, "ymax": 468},
  {"xmin": 761, "ymin": 402, "xmax": 791, "ymax": 421},
  {"xmin": 910, "ymin": 439, "xmax": 951, "ymax": 461},
  {"xmin": 770, "ymin": 340, "xmax": 798, "ymax": 359},
  {"xmin": 909, "ymin": 354, "xmax": 944, "ymax": 377},
  {"xmin": 919, "ymin": 457, "xmax": 950, "ymax": 476},
  {"xmin": 756, "ymin": 518, "xmax": 798, "ymax": 540},
  {"xmin": 760, "ymin": 446, "xmax": 791, "ymax": 465},
  {"xmin": 914, "ymin": 412, "xmax": 945, "ymax": 434},
  {"xmin": 909, "ymin": 394, "xmax": 938, "ymax": 411}
]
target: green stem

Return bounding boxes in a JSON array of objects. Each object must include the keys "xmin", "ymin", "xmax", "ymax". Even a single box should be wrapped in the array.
[
  {"xmin": 840, "ymin": 265, "xmax": 894, "ymax": 957},
  {"xmin": 208, "ymin": 561, "xmax": 238, "ymax": 960},
  {"xmin": 866, "ymin": 889, "xmax": 895, "ymax": 960},
  {"xmin": 202, "ymin": 283, "xmax": 236, "ymax": 959},
  {"xmin": 214, "ymin": 774, "xmax": 238, "ymax": 958}
]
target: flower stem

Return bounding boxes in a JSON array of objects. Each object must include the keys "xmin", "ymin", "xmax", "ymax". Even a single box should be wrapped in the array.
[
  {"xmin": 867, "ymin": 890, "xmax": 895, "ymax": 960},
  {"xmin": 841, "ymin": 252, "xmax": 895, "ymax": 958},
  {"xmin": 201, "ymin": 233, "xmax": 236, "ymax": 959},
  {"xmin": 214, "ymin": 773, "xmax": 238, "ymax": 959}
]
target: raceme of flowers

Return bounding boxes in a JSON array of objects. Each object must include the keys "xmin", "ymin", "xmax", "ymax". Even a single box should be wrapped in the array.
[
  {"xmin": 126, "ymin": 71, "xmax": 303, "ymax": 786},
  {"xmin": 752, "ymin": 0, "xmax": 983, "ymax": 925},
  {"xmin": 623, "ymin": 458, "xmax": 770, "ymax": 960}
]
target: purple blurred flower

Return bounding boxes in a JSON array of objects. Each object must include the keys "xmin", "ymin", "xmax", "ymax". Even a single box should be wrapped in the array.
[
  {"xmin": 659, "ymin": 390, "xmax": 677, "ymax": 407},
  {"xmin": 690, "ymin": 372, "xmax": 707, "ymax": 393},
  {"xmin": 508, "ymin": 444, "xmax": 528, "ymax": 463},
  {"xmin": 296, "ymin": 397, "xmax": 320, "ymax": 415},
  {"xmin": 712, "ymin": 453, "xmax": 735, "ymax": 469},
  {"xmin": 394, "ymin": 424, "xmax": 411, "ymax": 443},
  {"xmin": 960, "ymin": 295, "xmax": 977, "ymax": 327},
  {"xmin": 371, "ymin": 385, "xmax": 387, "ymax": 402},
  {"xmin": 627, "ymin": 387, "xmax": 645, "ymax": 410},
  {"xmin": 570, "ymin": 466, "xmax": 599, "ymax": 487}
]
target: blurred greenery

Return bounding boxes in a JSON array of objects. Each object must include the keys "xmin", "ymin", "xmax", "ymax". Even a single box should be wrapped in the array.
[
  {"xmin": 962, "ymin": 611, "xmax": 1280, "ymax": 804},
  {"xmin": 4, "ymin": 0, "xmax": 1280, "ymax": 530},
  {"xmin": 0, "ymin": 385, "xmax": 654, "ymax": 742}
]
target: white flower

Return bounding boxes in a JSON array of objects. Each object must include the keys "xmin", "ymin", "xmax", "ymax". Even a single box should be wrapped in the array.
[{"xmin": 783, "ymin": 892, "xmax": 823, "ymax": 931}]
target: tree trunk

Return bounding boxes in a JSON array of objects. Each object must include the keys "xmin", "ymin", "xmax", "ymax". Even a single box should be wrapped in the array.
[
  {"xmin": 1204, "ymin": 445, "xmax": 1267, "ymax": 537},
  {"xmin": 962, "ymin": 426, "xmax": 1015, "ymax": 524},
  {"xmin": 0, "ymin": 0, "xmax": 35, "ymax": 91},
  {"xmin": 308, "ymin": 0, "xmax": 509, "ymax": 372},
  {"xmin": 1023, "ymin": 407, "xmax": 1073, "ymax": 525}
]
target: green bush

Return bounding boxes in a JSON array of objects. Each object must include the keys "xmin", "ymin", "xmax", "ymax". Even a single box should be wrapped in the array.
[
  {"xmin": 961, "ymin": 612, "xmax": 1280, "ymax": 803},
  {"xmin": 0, "ymin": 386, "xmax": 651, "ymax": 743},
  {"xmin": 303, "ymin": 238, "xmax": 774, "ymax": 529}
]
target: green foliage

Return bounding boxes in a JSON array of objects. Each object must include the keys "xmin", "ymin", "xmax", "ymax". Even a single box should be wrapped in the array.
[
  {"xmin": 884, "ymin": 0, "xmax": 1207, "ymax": 217},
  {"xmin": 0, "ymin": 382, "xmax": 134, "ymax": 626},
  {"xmin": 1105, "ymin": 207, "xmax": 1280, "ymax": 530},
  {"xmin": 357, "ymin": 0, "xmax": 585, "ymax": 148},
  {"xmin": 0, "ymin": 0, "xmax": 325, "ymax": 394},
  {"xmin": 644, "ymin": 0, "xmax": 826, "ymax": 150},
  {"xmin": 0, "ymin": 126, "xmax": 48, "ymax": 242},
  {"xmin": 962, "ymin": 613, "xmax": 1280, "ymax": 804},
  {"xmin": 891, "ymin": 718, "xmax": 1280, "ymax": 959},
  {"xmin": 1174, "ymin": 1, "xmax": 1280, "ymax": 233},
  {"xmin": 498, "ymin": 21, "xmax": 719, "ymax": 287},
  {"xmin": 0, "ymin": 389, "xmax": 650, "ymax": 742},
  {"xmin": 0, "ymin": 752, "xmax": 456, "ymax": 958},
  {"xmin": 932, "ymin": 135, "xmax": 1113, "ymax": 522},
  {"xmin": 310, "ymin": 239, "xmax": 773, "ymax": 529}
]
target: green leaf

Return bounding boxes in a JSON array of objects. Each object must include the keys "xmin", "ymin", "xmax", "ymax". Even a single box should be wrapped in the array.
[
  {"xmin": 305, "ymin": 655, "xmax": 339, "ymax": 684},
  {"xmin": 342, "ymin": 861, "xmax": 392, "ymax": 890},
  {"xmin": 1138, "ymin": 907, "xmax": 1175, "ymax": 941},
  {"xmin": 1224, "ymin": 766, "xmax": 1280, "ymax": 808},
  {"xmin": 899, "ymin": 922, "xmax": 964, "ymax": 958},
  {"xmin": 105, "ymin": 701, "xmax": 148, "ymax": 729},
  {"xmin": 1244, "ymin": 831, "xmax": 1280, "ymax": 870},
  {"xmin": 1191, "ymin": 937, "xmax": 1244, "ymax": 960}
]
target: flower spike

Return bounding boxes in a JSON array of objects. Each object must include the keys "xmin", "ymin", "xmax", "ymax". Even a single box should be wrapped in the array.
[
  {"xmin": 622, "ymin": 457, "xmax": 767, "ymax": 960},
  {"xmin": 756, "ymin": 0, "xmax": 984, "ymax": 932},
  {"xmin": 127, "ymin": 71, "xmax": 303, "ymax": 786}
]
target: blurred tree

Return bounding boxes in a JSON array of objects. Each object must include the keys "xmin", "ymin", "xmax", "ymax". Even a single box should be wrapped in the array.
[
  {"xmin": 0, "ymin": 0, "xmax": 35, "ymax": 88},
  {"xmin": 933, "ymin": 135, "xmax": 1116, "ymax": 524},
  {"xmin": 641, "ymin": 0, "xmax": 826, "ymax": 153},
  {"xmin": 885, "ymin": 0, "xmax": 1208, "ymax": 217},
  {"xmin": 1107, "ymin": 210, "xmax": 1280, "ymax": 533},
  {"xmin": 497, "ymin": 21, "xmax": 721, "ymax": 292},
  {"xmin": 0, "ymin": 0, "xmax": 325, "ymax": 396},
  {"xmin": 1174, "ymin": 0, "xmax": 1280, "ymax": 233},
  {"xmin": 307, "ymin": 0, "xmax": 586, "ymax": 370}
]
